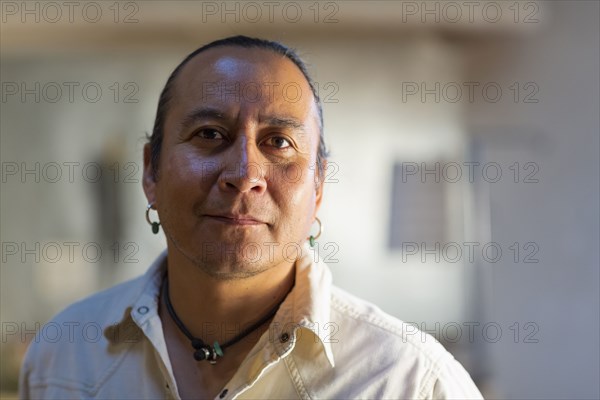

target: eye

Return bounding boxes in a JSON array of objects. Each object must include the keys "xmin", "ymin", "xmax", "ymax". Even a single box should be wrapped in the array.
[
  {"xmin": 195, "ymin": 128, "xmax": 225, "ymax": 140},
  {"xmin": 263, "ymin": 136, "xmax": 292, "ymax": 149}
]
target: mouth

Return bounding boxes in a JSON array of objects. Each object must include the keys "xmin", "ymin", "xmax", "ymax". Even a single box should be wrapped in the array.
[{"xmin": 204, "ymin": 214, "xmax": 267, "ymax": 226}]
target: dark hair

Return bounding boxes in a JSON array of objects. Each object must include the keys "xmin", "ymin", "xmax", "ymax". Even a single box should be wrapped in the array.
[{"xmin": 148, "ymin": 35, "xmax": 328, "ymax": 180}]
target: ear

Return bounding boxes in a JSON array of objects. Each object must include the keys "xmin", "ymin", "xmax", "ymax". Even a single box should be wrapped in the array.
[
  {"xmin": 313, "ymin": 159, "xmax": 326, "ymax": 219},
  {"xmin": 142, "ymin": 143, "xmax": 157, "ymax": 206}
]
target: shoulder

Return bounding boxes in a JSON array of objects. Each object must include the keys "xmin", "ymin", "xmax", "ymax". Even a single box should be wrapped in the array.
[
  {"xmin": 327, "ymin": 285, "xmax": 483, "ymax": 399},
  {"xmin": 19, "ymin": 274, "xmax": 148, "ymax": 397},
  {"xmin": 32, "ymin": 250, "xmax": 166, "ymax": 334},
  {"xmin": 329, "ymin": 285, "xmax": 447, "ymax": 362},
  {"xmin": 38, "ymin": 273, "xmax": 146, "ymax": 331}
]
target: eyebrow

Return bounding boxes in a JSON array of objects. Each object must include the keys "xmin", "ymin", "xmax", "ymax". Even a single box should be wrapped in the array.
[
  {"xmin": 260, "ymin": 116, "xmax": 307, "ymax": 133},
  {"xmin": 178, "ymin": 107, "xmax": 307, "ymax": 134},
  {"xmin": 178, "ymin": 107, "xmax": 226, "ymax": 132}
]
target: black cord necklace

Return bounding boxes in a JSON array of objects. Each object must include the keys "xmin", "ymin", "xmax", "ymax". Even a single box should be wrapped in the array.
[{"xmin": 162, "ymin": 277, "xmax": 285, "ymax": 365}]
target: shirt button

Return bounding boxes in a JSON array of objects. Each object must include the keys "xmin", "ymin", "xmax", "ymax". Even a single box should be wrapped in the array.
[
  {"xmin": 280, "ymin": 332, "xmax": 290, "ymax": 343},
  {"xmin": 219, "ymin": 388, "xmax": 228, "ymax": 398},
  {"xmin": 137, "ymin": 306, "xmax": 149, "ymax": 314}
]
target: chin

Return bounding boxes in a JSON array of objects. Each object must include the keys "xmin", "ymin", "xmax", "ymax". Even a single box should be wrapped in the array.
[
  {"xmin": 192, "ymin": 254, "xmax": 274, "ymax": 280},
  {"xmin": 183, "ymin": 241, "xmax": 271, "ymax": 277}
]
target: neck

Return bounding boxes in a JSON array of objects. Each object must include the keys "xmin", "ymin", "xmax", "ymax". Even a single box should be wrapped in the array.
[{"xmin": 162, "ymin": 245, "xmax": 296, "ymax": 346}]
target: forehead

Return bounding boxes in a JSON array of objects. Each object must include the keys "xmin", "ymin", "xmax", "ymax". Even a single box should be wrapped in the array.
[{"xmin": 168, "ymin": 46, "xmax": 316, "ymax": 119}]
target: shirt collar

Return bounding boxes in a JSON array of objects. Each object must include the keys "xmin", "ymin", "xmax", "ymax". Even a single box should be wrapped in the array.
[
  {"xmin": 104, "ymin": 245, "xmax": 335, "ymax": 367},
  {"xmin": 291, "ymin": 244, "xmax": 336, "ymax": 367},
  {"xmin": 103, "ymin": 250, "xmax": 167, "ymax": 343}
]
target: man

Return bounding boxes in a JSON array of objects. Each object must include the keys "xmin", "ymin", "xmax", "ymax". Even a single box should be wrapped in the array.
[{"xmin": 19, "ymin": 36, "xmax": 483, "ymax": 399}]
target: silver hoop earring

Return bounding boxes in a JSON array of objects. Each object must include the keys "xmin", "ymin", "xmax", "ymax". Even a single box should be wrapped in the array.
[
  {"xmin": 307, "ymin": 217, "xmax": 323, "ymax": 247},
  {"xmin": 146, "ymin": 203, "xmax": 160, "ymax": 234}
]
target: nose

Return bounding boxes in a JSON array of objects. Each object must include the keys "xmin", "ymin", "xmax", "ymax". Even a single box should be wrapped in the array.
[{"xmin": 218, "ymin": 136, "xmax": 267, "ymax": 194}]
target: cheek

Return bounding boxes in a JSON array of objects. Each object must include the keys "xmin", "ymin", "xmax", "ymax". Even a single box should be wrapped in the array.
[
  {"xmin": 281, "ymin": 162, "xmax": 304, "ymax": 183},
  {"xmin": 168, "ymin": 151, "xmax": 202, "ymax": 178},
  {"xmin": 156, "ymin": 150, "xmax": 215, "ymax": 201},
  {"xmin": 271, "ymin": 162, "xmax": 317, "ymax": 227}
]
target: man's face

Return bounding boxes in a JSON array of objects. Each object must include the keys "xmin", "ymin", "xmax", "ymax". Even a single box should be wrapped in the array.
[{"xmin": 143, "ymin": 46, "xmax": 324, "ymax": 279}]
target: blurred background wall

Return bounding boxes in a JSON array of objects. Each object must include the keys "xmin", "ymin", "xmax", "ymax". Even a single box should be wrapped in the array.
[{"xmin": 1, "ymin": 1, "xmax": 598, "ymax": 398}]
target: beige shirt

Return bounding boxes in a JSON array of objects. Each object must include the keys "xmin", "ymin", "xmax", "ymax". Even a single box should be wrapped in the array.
[{"xmin": 19, "ymin": 247, "xmax": 483, "ymax": 399}]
